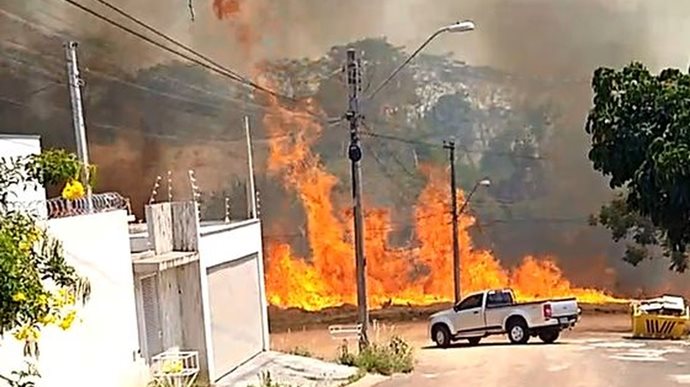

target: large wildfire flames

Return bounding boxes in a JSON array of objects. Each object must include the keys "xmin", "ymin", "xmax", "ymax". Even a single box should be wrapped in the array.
[
  {"xmin": 211, "ymin": 1, "xmax": 622, "ymax": 312},
  {"xmin": 260, "ymin": 93, "xmax": 621, "ymax": 312}
]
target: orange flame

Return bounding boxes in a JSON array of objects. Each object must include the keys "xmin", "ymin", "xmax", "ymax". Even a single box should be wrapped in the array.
[
  {"xmin": 212, "ymin": 0, "xmax": 242, "ymax": 18},
  {"xmin": 212, "ymin": 0, "xmax": 263, "ymax": 59},
  {"xmin": 261, "ymin": 85, "xmax": 620, "ymax": 311}
]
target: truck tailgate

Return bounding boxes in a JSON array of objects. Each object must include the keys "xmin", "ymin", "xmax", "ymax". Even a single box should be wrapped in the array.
[{"xmin": 549, "ymin": 298, "xmax": 578, "ymax": 317}]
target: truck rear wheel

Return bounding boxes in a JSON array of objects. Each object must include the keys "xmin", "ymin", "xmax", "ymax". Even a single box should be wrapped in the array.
[
  {"xmin": 538, "ymin": 329, "xmax": 560, "ymax": 344},
  {"xmin": 506, "ymin": 318, "xmax": 529, "ymax": 344},
  {"xmin": 432, "ymin": 324, "xmax": 452, "ymax": 348}
]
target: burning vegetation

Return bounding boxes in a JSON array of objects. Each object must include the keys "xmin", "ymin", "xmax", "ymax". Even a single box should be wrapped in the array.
[{"xmin": 261, "ymin": 88, "xmax": 621, "ymax": 312}]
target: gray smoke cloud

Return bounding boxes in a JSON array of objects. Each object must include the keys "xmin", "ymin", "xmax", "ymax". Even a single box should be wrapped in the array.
[{"xmin": 2, "ymin": 0, "xmax": 690, "ymax": 295}]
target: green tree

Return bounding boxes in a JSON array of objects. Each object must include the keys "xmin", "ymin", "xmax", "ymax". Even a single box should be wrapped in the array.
[
  {"xmin": 586, "ymin": 62, "xmax": 690, "ymax": 271},
  {"xmin": 0, "ymin": 149, "xmax": 91, "ymax": 385}
]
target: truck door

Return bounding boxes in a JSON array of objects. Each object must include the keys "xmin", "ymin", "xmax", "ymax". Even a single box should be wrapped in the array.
[{"xmin": 452, "ymin": 293, "xmax": 485, "ymax": 332}]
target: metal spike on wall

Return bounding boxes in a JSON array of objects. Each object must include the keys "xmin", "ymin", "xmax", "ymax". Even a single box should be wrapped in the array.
[
  {"xmin": 149, "ymin": 175, "xmax": 162, "ymax": 204},
  {"xmin": 255, "ymin": 189, "xmax": 261, "ymax": 218},
  {"xmin": 167, "ymin": 170, "xmax": 173, "ymax": 202},
  {"xmin": 188, "ymin": 169, "xmax": 201, "ymax": 219},
  {"xmin": 224, "ymin": 197, "xmax": 231, "ymax": 223}
]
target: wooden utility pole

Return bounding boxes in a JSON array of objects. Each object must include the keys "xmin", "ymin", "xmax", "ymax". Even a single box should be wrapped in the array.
[
  {"xmin": 345, "ymin": 48, "xmax": 369, "ymax": 348},
  {"xmin": 443, "ymin": 140, "xmax": 461, "ymax": 304}
]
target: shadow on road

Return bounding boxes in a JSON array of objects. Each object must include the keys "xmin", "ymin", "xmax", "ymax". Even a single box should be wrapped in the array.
[{"xmin": 420, "ymin": 341, "xmax": 566, "ymax": 350}]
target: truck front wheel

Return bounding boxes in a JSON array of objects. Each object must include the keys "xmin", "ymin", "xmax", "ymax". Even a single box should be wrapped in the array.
[
  {"xmin": 432, "ymin": 324, "xmax": 452, "ymax": 348},
  {"xmin": 506, "ymin": 318, "xmax": 529, "ymax": 344},
  {"xmin": 538, "ymin": 328, "xmax": 560, "ymax": 344}
]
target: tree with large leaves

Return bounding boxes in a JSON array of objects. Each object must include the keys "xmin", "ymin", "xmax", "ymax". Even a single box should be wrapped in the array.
[{"xmin": 586, "ymin": 62, "xmax": 690, "ymax": 271}]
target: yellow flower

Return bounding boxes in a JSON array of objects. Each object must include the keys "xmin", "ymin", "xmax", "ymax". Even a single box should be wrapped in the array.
[
  {"xmin": 40, "ymin": 314, "xmax": 56, "ymax": 325},
  {"xmin": 13, "ymin": 325, "xmax": 40, "ymax": 341},
  {"xmin": 12, "ymin": 292, "xmax": 26, "ymax": 302},
  {"xmin": 61, "ymin": 180, "xmax": 85, "ymax": 200},
  {"xmin": 58, "ymin": 310, "xmax": 77, "ymax": 330},
  {"xmin": 18, "ymin": 240, "xmax": 31, "ymax": 252}
]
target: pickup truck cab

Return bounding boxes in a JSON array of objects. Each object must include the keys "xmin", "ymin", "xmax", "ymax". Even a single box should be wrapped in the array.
[{"xmin": 429, "ymin": 288, "xmax": 581, "ymax": 347}]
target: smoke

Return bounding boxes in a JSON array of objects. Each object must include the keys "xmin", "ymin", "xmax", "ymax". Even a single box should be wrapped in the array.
[{"xmin": 2, "ymin": 0, "xmax": 690, "ymax": 296}]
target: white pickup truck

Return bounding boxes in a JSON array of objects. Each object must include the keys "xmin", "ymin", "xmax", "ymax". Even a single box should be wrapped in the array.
[{"xmin": 429, "ymin": 288, "xmax": 581, "ymax": 347}]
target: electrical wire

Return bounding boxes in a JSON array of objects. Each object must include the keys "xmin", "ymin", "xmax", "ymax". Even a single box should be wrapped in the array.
[
  {"xmin": 58, "ymin": 0, "xmax": 330, "ymax": 122},
  {"xmin": 360, "ymin": 127, "xmax": 547, "ymax": 160}
]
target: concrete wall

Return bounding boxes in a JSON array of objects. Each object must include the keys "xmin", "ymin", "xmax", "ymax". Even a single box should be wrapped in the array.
[
  {"xmin": 0, "ymin": 134, "xmax": 47, "ymax": 218},
  {"xmin": 0, "ymin": 211, "xmax": 147, "ymax": 387},
  {"xmin": 197, "ymin": 219, "xmax": 269, "ymax": 382}
]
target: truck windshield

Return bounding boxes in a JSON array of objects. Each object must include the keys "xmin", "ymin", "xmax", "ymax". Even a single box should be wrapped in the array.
[{"xmin": 486, "ymin": 291, "xmax": 513, "ymax": 307}]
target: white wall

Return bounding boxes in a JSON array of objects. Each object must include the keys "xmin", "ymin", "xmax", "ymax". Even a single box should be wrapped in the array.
[
  {"xmin": 197, "ymin": 219, "xmax": 269, "ymax": 381},
  {"xmin": 0, "ymin": 211, "xmax": 148, "ymax": 387},
  {"xmin": 0, "ymin": 134, "xmax": 47, "ymax": 218}
]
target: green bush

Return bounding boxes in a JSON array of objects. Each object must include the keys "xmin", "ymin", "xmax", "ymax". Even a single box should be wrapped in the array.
[{"xmin": 337, "ymin": 336, "xmax": 414, "ymax": 376}]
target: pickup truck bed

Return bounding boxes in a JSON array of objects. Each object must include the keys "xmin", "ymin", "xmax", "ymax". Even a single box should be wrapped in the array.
[{"xmin": 429, "ymin": 289, "xmax": 581, "ymax": 347}]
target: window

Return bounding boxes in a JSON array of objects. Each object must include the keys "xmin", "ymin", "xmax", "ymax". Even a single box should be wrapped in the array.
[
  {"xmin": 486, "ymin": 291, "xmax": 514, "ymax": 307},
  {"xmin": 456, "ymin": 294, "xmax": 483, "ymax": 311}
]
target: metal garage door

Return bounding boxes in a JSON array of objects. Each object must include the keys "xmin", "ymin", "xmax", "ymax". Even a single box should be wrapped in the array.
[
  {"xmin": 207, "ymin": 254, "xmax": 264, "ymax": 380},
  {"xmin": 140, "ymin": 274, "xmax": 163, "ymax": 361}
]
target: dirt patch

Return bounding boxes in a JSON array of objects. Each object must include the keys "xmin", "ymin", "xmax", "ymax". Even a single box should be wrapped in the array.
[
  {"xmin": 270, "ymin": 314, "xmax": 632, "ymax": 361},
  {"xmin": 268, "ymin": 302, "xmax": 630, "ymax": 333}
]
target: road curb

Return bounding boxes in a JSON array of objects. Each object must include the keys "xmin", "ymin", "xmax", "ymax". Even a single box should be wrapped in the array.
[{"xmin": 348, "ymin": 374, "xmax": 390, "ymax": 386}]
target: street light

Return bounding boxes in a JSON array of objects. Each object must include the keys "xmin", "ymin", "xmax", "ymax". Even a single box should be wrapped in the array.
[
  {"xmin": 452, "ymin": 177, "xmax": 491, "ymax": 304},
  {"xmin": 367, "ymin": 19, "xmax": 476, "ymax": 101},
  {"xmin": 443, "ymin": 20, "xmax": 477, "ymax": 33}
]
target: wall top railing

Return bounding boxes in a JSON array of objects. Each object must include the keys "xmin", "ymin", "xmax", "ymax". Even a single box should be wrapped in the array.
[{"xmin": 5, "ymin": 192, "xmax": 131, "ymax": 219}]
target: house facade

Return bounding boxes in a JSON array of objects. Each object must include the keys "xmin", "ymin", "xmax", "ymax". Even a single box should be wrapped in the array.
[
  {"xmin": 130, "ymin": 202, "xmax": 270, "ymax": 384},
  {"xmin": 0, "ymin": 134, "xmax": 269, "ymax": 386}
]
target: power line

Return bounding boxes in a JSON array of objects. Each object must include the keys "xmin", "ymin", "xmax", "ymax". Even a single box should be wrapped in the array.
[
  {"xmin": 363, "ymin": 143, "xmax": 418, "ymax": 201},
  {"xmin": 0, "ymin": 91, "xmax": 276, "ymax": 153},
  {"xmin": 361, "ymin": 129, "xmax": 442, "ymax": 149},
  {"xmin": 0, "ymin": 6, "xmax": 341, "ymax": 127},
  {"xmin": 91, "ymin": 0, "xmax": 250, "ymax": 87},
  {"xmin": 360, "ymin": 128, "xmax": 547, "ymax": 160},
  {"xmin": 58, "ymin": 0, "xmax": 330, "ymax": 122},
  {"xmin": 0, "ymin": 47, "xmax": 329, "ymax": 145},
  {"xmin": 0, "ymin": 39, "xmax": 281, "ymax": 121}
]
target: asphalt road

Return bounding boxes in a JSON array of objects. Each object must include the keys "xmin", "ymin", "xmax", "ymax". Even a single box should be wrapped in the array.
[{"xmin": 373, "ymin": 333, "xmax": 690, "ymax": 387}]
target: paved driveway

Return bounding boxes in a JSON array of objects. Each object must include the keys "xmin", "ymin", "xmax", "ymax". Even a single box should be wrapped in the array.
[{"xmin": 374, "ymin": 333, "xmax": 690, "ymax": 387}]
